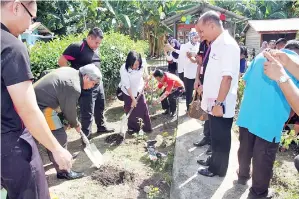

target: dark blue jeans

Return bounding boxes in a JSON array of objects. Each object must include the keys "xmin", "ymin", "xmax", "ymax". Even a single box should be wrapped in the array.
[{"xmin": 79, "ymin": 82, "xmax": 105, "ymax": 137}]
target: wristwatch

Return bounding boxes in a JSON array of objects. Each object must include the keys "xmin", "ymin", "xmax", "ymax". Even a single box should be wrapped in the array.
[
  {"xmin": 277, "ymin": 75, "xmax": 290, "ymax": 84},
  {"xmin": 214, "ymin": 100, "xmax": 224, "ymax": 106}
]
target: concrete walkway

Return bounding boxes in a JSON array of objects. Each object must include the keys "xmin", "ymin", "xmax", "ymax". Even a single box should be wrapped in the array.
[{"xmin": 170, "ymin": 101, "xmax": 252, "ymax": 199}]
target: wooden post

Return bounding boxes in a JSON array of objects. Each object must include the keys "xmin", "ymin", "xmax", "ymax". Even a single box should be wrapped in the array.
[{"xmin": 174, "ymin": 21, "xmax": 177, "ymax": 39}]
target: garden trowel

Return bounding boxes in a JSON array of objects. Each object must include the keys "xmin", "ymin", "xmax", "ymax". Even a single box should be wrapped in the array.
[{"xmin": 80, "ymin": 131, "xmax": 103, "ymax": 168}]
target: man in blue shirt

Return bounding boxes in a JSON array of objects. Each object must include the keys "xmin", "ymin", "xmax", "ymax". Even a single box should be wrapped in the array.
[{"xmin": 236, "ymin": 46, "xmax": 299, "ymax": 198}]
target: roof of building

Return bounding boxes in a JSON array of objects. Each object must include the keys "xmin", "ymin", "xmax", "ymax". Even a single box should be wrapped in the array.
[
  {"xmin": 27, "ymin": 22, "xmax": 52, "ymax": 34},
  {"xmin": 162, "ymin": 2, "xmax": 247, "ymax": 26},
  {"xmin": 244, "ymin": 18, "xmax": 299, "ymax": 33}
]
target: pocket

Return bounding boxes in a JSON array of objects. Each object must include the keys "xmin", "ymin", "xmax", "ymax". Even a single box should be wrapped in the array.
[{"xmin": 20, "ymin": 130, "xmax": 40, "ymax": 174}]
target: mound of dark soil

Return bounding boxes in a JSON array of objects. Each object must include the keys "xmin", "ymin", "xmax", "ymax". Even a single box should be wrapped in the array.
[
  {"xmin": 105, "ymin": 134, "xmax": 124, "ymax": 146},
  {"xmin": 91, "ymin": 165, "xmax": 134, "ymax": 186}
]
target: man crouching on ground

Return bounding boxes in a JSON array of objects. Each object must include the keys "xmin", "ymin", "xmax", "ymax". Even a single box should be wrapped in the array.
[
  {"xmin": 34, "ymin": 64, "xmax": 102, "ymax": 180},
  {"xmin": 152, "ymin": 69, "xmax": 184, "ymax": 117}
]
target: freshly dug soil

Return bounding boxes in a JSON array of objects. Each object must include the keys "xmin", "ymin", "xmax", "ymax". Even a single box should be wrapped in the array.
[
  {"xmin": 91, "ymin": 165, "xmax": 134, "ymax": 186},
  {"xmin": 105, "ymin": 134, "xmax": 124, "ymax": 146}
]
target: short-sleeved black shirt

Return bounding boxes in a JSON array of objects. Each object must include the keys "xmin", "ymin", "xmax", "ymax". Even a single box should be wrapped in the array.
[
  {"xmin": 1, "ymin": 23, "xmax": 34, "ymax": 134},
  {"xmin": 62, "ymin": 39, "xmax": 100, "ymax": 70}
]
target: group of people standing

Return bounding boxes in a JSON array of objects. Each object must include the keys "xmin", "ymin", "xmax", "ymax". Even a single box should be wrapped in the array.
[
  {"xmin": 1, "ymin": 1, "xmax": 118, "ymax": 198},
  {"xmin": 163, "ymin": 10, "xmax": 299, "ymax": 199}
]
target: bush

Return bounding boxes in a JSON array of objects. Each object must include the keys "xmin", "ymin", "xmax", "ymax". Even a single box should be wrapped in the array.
[{"xmin": 29, "ymin": 31, "xmax": 149, "ymax": 96}]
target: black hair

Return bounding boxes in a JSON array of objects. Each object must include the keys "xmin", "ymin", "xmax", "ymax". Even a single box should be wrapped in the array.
[
  {"xmin": 240, "ymin": 46, "xmax": 248, "ymax": 58},
  {"xmin": 88, "ymin": 27, "xmax": 104, "ymax": 39},
  {"xmin": 275, "ymin": 38, "xmax": 287, "ymax": 45},
  {"xmin": 285, "ymin": 40, "xmax": 299, "ymax": 51},
  {"xmin": 153, "ymin": 69, "xmax": 164, "ymax": 78},
  {"xmin": 125, "ymin": 51, "xmax": 142, "ymax": 71}
]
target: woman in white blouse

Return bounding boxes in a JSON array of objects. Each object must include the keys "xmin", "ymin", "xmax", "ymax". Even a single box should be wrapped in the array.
[{"xmin": 120, "ymin": 51, "xmax": 152, "ymax": 134}]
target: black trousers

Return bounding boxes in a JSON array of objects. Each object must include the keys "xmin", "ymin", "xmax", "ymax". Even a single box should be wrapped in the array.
[
  {"xmin": 203, "ymin": 120, "xmax": 211, "ymax": 142},
  {"xmin": 238, "ymin": 127, "xmax": 279, "ymax": 198},
  {"xmin": 79, "ymin": 82, "xmax": 105, "ymax": 137},
  {"xmin": 47, "ymin": 128, "xmax": 68, "ymax": 173},
  {"xmin": 208, "ymin": 114, "xmax": 233, "ymax": 176},
  {"xmin": 161, "ymin": 87, "xmax": 184, "ymax": 113},
  {"xmin": 1, "ymin": 130, "xmax": 50, "ymax": 199},
  {"xmin": 184, "ymin": 77, "xmax": 195, "ymax": 111},
  {"xmin": 178, "ymin": 72, "xmax": 184, "ymax": 82},
  {"xmin": 168, "ymin": 62, "xmax": 177, "ymax": 74}
]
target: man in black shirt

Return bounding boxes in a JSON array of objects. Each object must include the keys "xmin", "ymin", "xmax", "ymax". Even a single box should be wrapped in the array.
[
  {"xmin": 193, "ymin": 39, "xmax": 212, "ymax": 156},
  {"xmin": 1, "ymin": 1, "xmax": 72, "ymax": 198},
  {"xmin": 58, "ymin": 28, "xmax": 114, "ymax": 138}
]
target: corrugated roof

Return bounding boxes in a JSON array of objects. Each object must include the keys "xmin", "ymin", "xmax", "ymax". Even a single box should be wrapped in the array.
[
  {"xmin": 28, "ymin": 22, "xmax": 52, "ymax": 34},
  {"xmin": 248, "ymin": 18, "xmax": 299, "ymax": 32}
]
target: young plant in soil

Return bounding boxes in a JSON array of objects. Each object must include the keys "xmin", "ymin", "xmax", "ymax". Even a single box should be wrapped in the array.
[{"xmin": 133, "ymin": 118, "xmax": 148, "ymax": 144}]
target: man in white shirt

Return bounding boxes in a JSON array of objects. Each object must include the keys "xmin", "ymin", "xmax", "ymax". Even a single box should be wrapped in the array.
[{"xmin": 195, "ymin": 11, "xmax": 240, "ymax": 177}]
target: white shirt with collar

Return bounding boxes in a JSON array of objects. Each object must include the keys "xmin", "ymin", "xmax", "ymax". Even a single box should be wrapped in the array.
[
  {"xmin": 175, "ymin": 42, "xmax": 199, "ymax": 77},
  {"xmin": 201, "ymin": 30, "xmax": 240, "ymax": 118},
  {"xmin": 119, "ymin": 63, "xmax": 144, "ymax": 97}
]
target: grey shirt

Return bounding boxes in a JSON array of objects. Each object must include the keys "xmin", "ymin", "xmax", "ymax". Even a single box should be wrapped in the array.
[{"xmin": 34, "ymin": 67, "xmax": 82, "ymax": 128}]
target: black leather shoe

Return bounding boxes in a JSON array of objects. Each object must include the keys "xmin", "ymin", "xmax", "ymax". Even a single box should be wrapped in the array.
[
  {"xmin": 162, "ymin": 109, "xmax": 170, "ymax": 115},
  {"xmin": 247, "ymin": 188, "xmax": 276, "ymax": 199},
  {"xmin": 97, "ymin": 126, "xmax": 115, "ymax": 134},
  {"xmin": 206, "ymin": 145, "xmax": 212, "ymax": 155},
  {"xmin": 57, "ymin": 170, "xmax": 85, "ymax": 180},
  {"xmin": 198, "ymin": 168, "xmax": 215, "ymax": 177},
  {"xmin": 171, "ymin": 112, "xmax": 177, "ymax": 117},
  {"xmin": 193, "ymin": 137, "xmax": 210, "ymax": 147},
  {"xmin": 197, "ymin": 156, "xmax": 211, "ymax": 166}
]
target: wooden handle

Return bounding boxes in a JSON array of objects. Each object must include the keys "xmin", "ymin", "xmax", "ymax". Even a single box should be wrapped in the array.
[{"xmin": 80, "ymin": 131, "xmax": 90, "ymax": 146}]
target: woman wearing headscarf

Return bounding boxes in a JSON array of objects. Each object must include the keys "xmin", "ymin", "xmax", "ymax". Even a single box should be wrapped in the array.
[
  {"xmin": 119, "ymin": 51, "xmax": 152, "ymax": 134},
  {"xmin": 164, "ymin": 35, "xmax": 180, "ymax": 74},
  {"xmin": 169, "ymin": 29, "xmax": 199, "ymax": 111},
  {"xmin": 166, "ymin": 36, "xmax": 182, "ymax": 78}
]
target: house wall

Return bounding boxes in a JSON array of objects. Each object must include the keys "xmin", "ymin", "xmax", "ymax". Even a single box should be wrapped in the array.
[{"xmin": 245, "ymin": 27, "xmax": 261, "ymax": 53}]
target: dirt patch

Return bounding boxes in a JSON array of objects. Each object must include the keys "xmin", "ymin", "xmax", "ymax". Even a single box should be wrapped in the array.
[
  {"xmin": 91, "ymin": 165, "xmax": 134, "ymax": 186},
  {"xmin": 105, "ymin": 133, "xmax": 124, "ymax": 146}
]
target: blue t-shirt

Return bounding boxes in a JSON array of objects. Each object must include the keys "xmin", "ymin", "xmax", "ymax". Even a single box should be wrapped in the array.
[{"xmin": 237, "ymin": 49, "xmax": 299, "ymax": 143}]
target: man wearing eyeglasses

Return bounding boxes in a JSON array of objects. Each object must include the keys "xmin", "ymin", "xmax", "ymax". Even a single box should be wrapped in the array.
[{"xmin": 1, "ymin": 1, "xmax": 72, "ymax": 199}]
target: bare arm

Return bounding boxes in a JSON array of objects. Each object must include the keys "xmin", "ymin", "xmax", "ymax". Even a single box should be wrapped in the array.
[
  {"xmin": 284, "ymin": 57, "xmax": 299, "ymax": 80},
  {"xmin": 279, "ymin": 80, "xmax": 299, "ymax": 115},
  {"xmin": 7, "ymin": 81, "xmax": 63, "ymax": 152},
  {"xmin": 58, "ymin": 55, "xmax": 69, "ymax": 67},
  {"xmin": 217, "ymin": 76, "xmax": 232, "ymax": 102}
]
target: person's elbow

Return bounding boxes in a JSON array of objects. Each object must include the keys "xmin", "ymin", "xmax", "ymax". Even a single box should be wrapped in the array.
[
  {"xmin": 58, "ymin": 55, "xmax": 68, "ymax": 67},
  {"xmin": 222, "ymin": 75, "xmax": 232, "ymax": 82}
]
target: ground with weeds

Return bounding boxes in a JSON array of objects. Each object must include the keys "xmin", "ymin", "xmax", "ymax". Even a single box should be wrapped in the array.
[{"xmin": 39, "ymin": 99, "xmax": 177, "ymax": 199}]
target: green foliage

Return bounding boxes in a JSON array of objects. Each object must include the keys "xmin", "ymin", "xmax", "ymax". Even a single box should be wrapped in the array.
[
  {"xmin": 281, "ymin": 130, "xmax": 299, "ymax": 149},
  {"xmin": 147, "ymin": 186, "xmax": 161, "ymax": 199},
  {"xmin": 29, "ymin": 32, "xmax": 148, "ymax": 96},
  {"xmin": 237, "ymin": 79, "xmax": 245, "ymax": 110}
]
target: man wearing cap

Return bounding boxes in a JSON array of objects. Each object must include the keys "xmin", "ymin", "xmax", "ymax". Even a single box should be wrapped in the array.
[
  {"xmin": 58, "ymin": 28, "xmax": 114, "ymax": 138},
  {"xmin": 34, "ymin": 64, "xmax": 102, "ymax": 180}
]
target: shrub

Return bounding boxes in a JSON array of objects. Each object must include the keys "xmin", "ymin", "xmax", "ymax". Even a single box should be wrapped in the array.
[{"xmin": 29, "ymin": 31, "xmax": 149, "ymax": 96}]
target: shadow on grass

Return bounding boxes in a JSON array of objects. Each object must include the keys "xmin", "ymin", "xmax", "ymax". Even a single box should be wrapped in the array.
[{"xmin": 105, "ymin": 105, "xmax": 124, "ymax": 123}]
